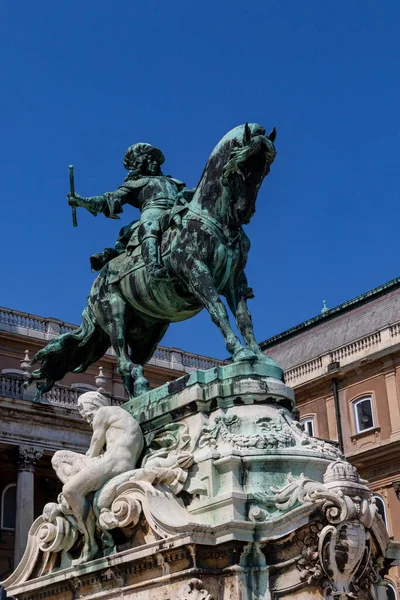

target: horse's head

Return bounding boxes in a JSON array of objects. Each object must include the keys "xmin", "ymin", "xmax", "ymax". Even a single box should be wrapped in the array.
[
  {"xmin": 195, "ymin": 123, "xmax": 276, "ymax": 227},
  {"xmin": 222, "ymin": 123, "xmax": 276, "ymax": 225}
]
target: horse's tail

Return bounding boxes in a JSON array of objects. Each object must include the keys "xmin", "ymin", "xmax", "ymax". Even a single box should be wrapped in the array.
[{"xmin": 29, "ymin": 304, "xmax": 110, "ymax": 396}]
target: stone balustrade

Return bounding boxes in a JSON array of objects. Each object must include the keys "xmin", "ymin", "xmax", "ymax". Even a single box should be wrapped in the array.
[
  {"xmin": 284, "ymin": 320, "xmax": 400, "ymax": 387},
  {"xmin": 0, "ymin": 374, "xmax": 24, "ymax": 399},
  {"xmin": 0, "ymin": 306, "xmax": 223, "ymax": 373},
  {"xmin": 0, "ymin": 374, "xmax": 126, "ymax": 408},
  {"xmin": 2, "ymin": 306, "xmax": 400, "ymax": 392}
]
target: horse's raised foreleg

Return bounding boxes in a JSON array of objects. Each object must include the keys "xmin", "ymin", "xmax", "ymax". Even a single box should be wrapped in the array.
[{"xmin": 186, "ymin": 260, "xmax": 252, "ymax": 360}]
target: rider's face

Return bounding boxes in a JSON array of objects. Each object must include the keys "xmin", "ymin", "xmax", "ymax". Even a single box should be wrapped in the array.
[{"xmin": 145, "ymin": 154, "xmax": 160, "ymax": 175}]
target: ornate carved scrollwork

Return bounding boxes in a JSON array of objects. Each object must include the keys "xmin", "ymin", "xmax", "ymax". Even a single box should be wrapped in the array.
[
  {"xmin": 393, "ymin": 481, "xmax": 400, "ymax": 501},
  {"xmin": 261, "ymin": 460, "xmax": 380, "ymax": 598},
  {"xmin": 198, "ymin": 408, "xmax": 343, "ymax": 458},
  {"xmin": 199, "ymin": 412, "xmax": 295, "ymax": 450},
  {"xmin": 38, "ymin": 503, "xmax": 78, "ymax": 554},
  {"xmin": 99, "ymin": 494, "xmax": 142, "ymax": 530},
  {"xmin": 17, "ymin": 445, "xmax": 43, "ymax": 472},
  {"xmin": 181, "ymin": 578, "xmax": 214, "ymax": 600}
]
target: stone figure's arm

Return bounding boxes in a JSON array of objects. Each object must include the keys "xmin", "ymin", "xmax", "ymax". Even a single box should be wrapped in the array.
[
  {"xmin": 68, "ymin": 185, "xmax": 136, "ymax": 220},
  {"xmin": 86, "ymin": 410, "xmax": 108, "ymax": 458}
]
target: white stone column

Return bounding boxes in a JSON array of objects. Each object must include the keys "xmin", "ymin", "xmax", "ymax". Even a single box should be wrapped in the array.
[{"xmin": 14, "ymin": 445, "xmax": 43, "ymax": 567}]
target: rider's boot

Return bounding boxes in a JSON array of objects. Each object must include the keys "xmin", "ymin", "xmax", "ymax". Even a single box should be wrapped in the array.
[
  {"xmin": 141, "ymin": 237, "xmax": 169, "ymax": 281},
  {"xmin": 90, "ymin": 247, "xmax": 121, "ymax": 272}
]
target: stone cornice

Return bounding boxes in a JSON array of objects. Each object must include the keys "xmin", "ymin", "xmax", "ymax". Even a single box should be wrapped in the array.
[{"xmin": 0, "ymin": 397, "xmax": 91, "ymax": 453}]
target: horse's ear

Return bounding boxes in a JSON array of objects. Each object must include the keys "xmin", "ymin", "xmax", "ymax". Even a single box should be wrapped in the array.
[
  {"xmin": 267, "ymin": 127, "xmax": 277, "ymax": 143},
  {"xmin": 243, "ymin": 122, "xmax": 251, "ymax": 145}
]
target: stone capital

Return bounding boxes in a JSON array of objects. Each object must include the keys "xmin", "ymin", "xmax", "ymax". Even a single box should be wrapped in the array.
[
  {"xmin": 17, "ymin": 445, "xmax": 43, "ymax": 472},
  {"xmin": 393, "ymin": 481, "xmax": 400, "ymax": 500}
]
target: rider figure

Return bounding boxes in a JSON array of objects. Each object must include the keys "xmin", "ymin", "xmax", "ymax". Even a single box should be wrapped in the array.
[{"xmin": 68, "ymin": 143, "xmax": 186, "ymax": 280}]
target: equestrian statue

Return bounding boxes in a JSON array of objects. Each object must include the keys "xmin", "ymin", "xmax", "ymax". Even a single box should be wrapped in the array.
[{"xmin": 30, "ymin": 123, "xmax": 281, "ymax": 399}]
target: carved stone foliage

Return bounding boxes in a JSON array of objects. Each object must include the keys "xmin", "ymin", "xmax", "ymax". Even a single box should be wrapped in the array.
[
  {"xmin": 198, "ymin": 408, "xmax": 343, "ymax": 458},
  {"xmin": 294, "ymin": 523, "xmax": 325, "ymax": 586},
  {"xmin": 17, "ymin": 445, "xmax": 43, "ymax": 472},
  {"xmin": 199, "ymin": 412, "xmax": 294, "ymax": 450},
  {"xmin": 181, "ymin": 578, "xmax": 214, "ymax": 600},
  {"xmin": 261, "ymin": 460, "xmax": 379, "ymax": 599},
  {"xmin": 145, "ymin": 421, "xmax": 191, "ymax": 454},
  {"xmin": 393, "ymin": 481, "xmax": 400, "ymax": 500}
]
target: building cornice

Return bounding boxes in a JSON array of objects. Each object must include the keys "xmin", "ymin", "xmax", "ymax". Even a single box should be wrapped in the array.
[{"xmin": 260, "ymin": 275, "xmax": 400, "ymax": 350}]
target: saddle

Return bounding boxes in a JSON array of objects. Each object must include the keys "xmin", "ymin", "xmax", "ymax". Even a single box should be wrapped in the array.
[{"xmin": 89, "ymin": 189, "xmax": 195, "ymax": 274}]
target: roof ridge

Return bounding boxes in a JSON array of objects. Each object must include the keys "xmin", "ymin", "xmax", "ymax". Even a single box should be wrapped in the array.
[{"xmin": 260, "ymin": 275, "xmax": 400, "ymax": 349}]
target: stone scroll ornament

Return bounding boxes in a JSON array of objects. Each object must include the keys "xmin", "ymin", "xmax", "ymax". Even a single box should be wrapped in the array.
[
  {"xmin": 28, "ymin": 123, "xmax": 282, "ymax": 402},
  {"xmin": 9, "ymin": 391, "xmax": 201, "ymax": 579},
  {"xmin": 253, "ymin": 460, "xmax": 381, "ymax": 599},
  {"xmin": 181, "ymin": 578, "xmax": 214, "ymax": 600}
]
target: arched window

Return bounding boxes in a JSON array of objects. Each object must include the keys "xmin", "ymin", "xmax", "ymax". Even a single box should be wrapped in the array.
[
  {"xmin": 353, "ymin": 396, "xmax": 374, "ymax": 433},
  {"xmin": 373, "ymin": 494, "xmax": 388, "ymax": 527},
  {"xmin": 300, "ymin": 417, "xmax": 315, "ymax": 437},
  {"xmin": 1, "ymin": 483, "xmax": 16, "ymax": 530},
  {"xmin": 385, "ymin": 582, "xmax": 397, "ymax": 600}
]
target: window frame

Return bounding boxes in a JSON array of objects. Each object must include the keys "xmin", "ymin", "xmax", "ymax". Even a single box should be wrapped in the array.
[
  {"xmin": 1, "ymin": 483, "xmax": 17, "ymax": 531},
  {"xmin": 385, "ymin": 581, "xmax": 398, "ymax": 600},
  {"xmin": 300, "ymin": 415, "xmax": 316, "ymax": 437},
  {"xmin": 352, "ymin": 395, "xmax": 375, "ymax": 434},
  {"xmin": 373, "ymin": 494, "xmax": 388, "ymax": 527}
]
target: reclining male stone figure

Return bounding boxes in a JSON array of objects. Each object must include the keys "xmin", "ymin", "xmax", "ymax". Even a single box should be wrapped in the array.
[
  {"xmin": 51, "ymin": 391, "xmax": 194, "ymax": 565},
  {"xmin": 51, "ymin": 391, "xmax": 145, "ymax": 564}
]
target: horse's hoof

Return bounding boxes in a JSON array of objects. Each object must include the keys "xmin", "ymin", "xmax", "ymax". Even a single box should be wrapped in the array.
[{"xmin": 233, "ymin": 348, "xmax": 257, "ymax": 362}]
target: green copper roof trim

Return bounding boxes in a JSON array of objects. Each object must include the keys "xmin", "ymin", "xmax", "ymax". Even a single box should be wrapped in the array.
[{"xmin": 260, "ymin": 275, "xmax": 400, "ymax": 350}]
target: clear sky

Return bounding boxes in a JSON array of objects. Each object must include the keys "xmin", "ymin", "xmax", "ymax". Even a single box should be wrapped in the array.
[{"xmin": 1, "ymin": 1, "xmax": 399, "ymax": 359}]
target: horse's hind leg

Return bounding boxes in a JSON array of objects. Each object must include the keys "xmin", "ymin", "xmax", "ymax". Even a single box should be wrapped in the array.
[{"xmin": 106, "ymin": 286, "xmax": 144, "ymax": 396}]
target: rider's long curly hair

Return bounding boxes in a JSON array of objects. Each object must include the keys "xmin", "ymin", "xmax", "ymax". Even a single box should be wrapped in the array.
[
  {"xmin": 124, "ymin": 155, "xmax": 162, "ymax": 181},
  {"xmin": 123, "ymin": 146, "xmax": 164, "ymax": 181}
]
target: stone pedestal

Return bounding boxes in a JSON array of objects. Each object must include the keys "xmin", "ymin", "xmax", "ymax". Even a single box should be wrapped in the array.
[{"xmin": 3, "ymin": 362, "xmax": 395, "ymax": 599}]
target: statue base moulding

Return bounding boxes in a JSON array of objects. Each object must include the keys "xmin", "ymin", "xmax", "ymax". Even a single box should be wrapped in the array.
[{"xmin": 3, "ymin": 361, "xmax": 396, "ymax": 599}]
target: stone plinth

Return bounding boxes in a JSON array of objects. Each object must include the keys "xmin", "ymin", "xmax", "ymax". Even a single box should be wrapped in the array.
[{"xmin": 3, "ymin": 361, "xmax": 393, "ymax": 599}]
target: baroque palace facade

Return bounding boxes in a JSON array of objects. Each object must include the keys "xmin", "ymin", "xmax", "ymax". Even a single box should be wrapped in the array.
[
  {"xmin": 1, "ymin": 276, "xmax": 400, "ymax": 598},
  {"xmin": 262, "ymin": 276, "xmax": 400, "ymax": 599}
]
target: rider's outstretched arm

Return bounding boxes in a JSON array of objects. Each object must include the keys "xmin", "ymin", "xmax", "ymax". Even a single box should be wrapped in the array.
[{"xmin": 68, "ymin": 187, "xmax": 132, "ymax": 220}]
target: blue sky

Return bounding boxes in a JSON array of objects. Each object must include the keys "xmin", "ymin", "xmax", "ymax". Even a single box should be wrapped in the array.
[{"xmin": 1, "ymin": 1, "xmax": 400, "ymax": 359}]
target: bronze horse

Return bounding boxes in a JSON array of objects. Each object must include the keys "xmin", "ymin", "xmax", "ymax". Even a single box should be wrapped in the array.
[{"xmin": 31, "ymin": 123, "xmax": 281, "ymax": 398}]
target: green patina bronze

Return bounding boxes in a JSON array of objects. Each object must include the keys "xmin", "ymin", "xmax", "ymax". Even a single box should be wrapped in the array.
[{"xmin": 29, "ymin": 123, "xmax": 282, "ymax": 399}]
